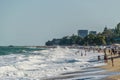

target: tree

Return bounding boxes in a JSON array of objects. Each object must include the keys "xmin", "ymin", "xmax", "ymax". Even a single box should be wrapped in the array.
[
  {"xmin": 59, "ymin": 36, "xmax": 71, "ymax": 45},
  {"xmin": 45, "ymin": 23, "xmax": 120, "ymax": 46},
  {"xmin": 102, "ymin": 26, "xmax": 114, "ymax": 38},
  {"xmin": 104, "ymin": 26, "xmax": 108, "ymax": 32},
  {"xmin": 95, "ymin": 34, "xmax": 106, "ymax": 45},
  {"xmin": 102, "ymin": 26, "xmax": 115, "ymax": 45},
  {"xmin": 83, "ymin": 34, "xmax": 96, "ymax": 46},
  {"xmin": 114, "ymin": 23, "xmax": 120, "ymax": 37},
  {"xmin": 45, "ymin": 40, "xmax": 53, "ymax": 46},
  {"xmin": 70, "ymin": 34, "xmax": 82, "ymax": 45}
]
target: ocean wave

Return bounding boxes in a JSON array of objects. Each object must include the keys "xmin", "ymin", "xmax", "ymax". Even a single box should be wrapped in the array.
[{"xmin": 0, "ymin": 46, "xmax": 105, "ymax": 79}]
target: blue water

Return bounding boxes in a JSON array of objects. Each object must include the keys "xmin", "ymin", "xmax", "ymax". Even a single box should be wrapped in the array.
[{"xmin": 0, "ymin": 46, "xmax": 44, "ymax": 55}]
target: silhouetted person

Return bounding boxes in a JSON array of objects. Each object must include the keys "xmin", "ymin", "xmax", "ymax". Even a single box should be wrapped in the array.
[
  {"xmin": 81, "ymin": 52, "xmax": 83, "ymax": 56},
  {"xmin": 111, "ymin": 57, "xmax": 114, "ymax": 67},
  {"xmin": 104, "ymin": 48, "xmax": 106, "ymax": 54},
  {"xmin": 104, "ymin": 53, "xmax": 108, "ymax": 63},
  {"xmin": 109, "ymin": 49, "xmax": 111, "ymax": 53},
  {"xmin": 118, "ymin": 51, "xmax": 120, "ymax": 56},
  {"xmin": 98, "ymin": 55, "xmax": 101, "ymax": 61},
  {"xmin": 112, "ymin": 48, "xmax": 115, "ymax": 55},
  {"xmin": 84, "ymin": 50, "xmax": 87, "ymax": 56}
]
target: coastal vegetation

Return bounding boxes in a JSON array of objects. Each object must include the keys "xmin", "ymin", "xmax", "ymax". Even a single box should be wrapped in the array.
[{"xmin": 46, "ymin": 23, "xmax": 120, "ymax": 46}]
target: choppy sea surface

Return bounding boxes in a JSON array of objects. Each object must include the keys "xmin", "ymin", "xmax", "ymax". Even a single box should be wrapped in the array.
[{"xmin": 0, "ymin": 46, "xmax": 106, "ymax": 80}]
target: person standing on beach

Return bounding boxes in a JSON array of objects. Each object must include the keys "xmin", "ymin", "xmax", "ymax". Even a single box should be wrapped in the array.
[
  {"xmin": 112, "ymin": 48, "xmax": 115, "ymax": 55},
  {"xmin": 104, "ymin": 49, "xmax": 108, "ymax": 63},
  {"xmin": 104, "ymin": 53, "xmax": 108, "ymax": 63},
  {"xmin": 111, "ymin": 57, "xmax": 114, "ymax": 67}
]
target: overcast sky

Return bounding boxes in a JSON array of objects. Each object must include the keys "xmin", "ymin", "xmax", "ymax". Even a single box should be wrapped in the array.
[{"xmin": 0, "ymin": 0, "xmax": 120, "ymax": 46}]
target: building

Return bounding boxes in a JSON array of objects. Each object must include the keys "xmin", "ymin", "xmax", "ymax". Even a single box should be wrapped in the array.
[
  {"xmin": 78, "ymin": 30, "xmax": 88, "ymax": 38},
  {"xmin": 89, "ymin": 31, "xmax": 97, "ymax": 35}
]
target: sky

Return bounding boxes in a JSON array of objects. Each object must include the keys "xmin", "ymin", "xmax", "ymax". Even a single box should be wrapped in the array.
[{"xmin": 1, "ymin": 0, "xmax": 120, "ymax": 46}]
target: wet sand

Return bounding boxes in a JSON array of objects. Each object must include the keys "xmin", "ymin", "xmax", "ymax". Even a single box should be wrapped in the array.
[
  {"xmin": 100, "ymin": 57, "xmax": 120, "ymax": 80},
  {"xmin": 43, "ymin": 67, "xmax": 120, "ymax": 80}
]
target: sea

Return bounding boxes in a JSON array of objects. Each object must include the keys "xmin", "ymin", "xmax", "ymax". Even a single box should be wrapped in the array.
[{"xmin": 0, "ymin": 46, "xmax": 108, "ymax": 80}]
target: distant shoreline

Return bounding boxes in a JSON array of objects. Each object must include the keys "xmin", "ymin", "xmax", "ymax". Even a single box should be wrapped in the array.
[{"xmin": 1, "ymin": 45, "xmax": 101, "ymax": 49}]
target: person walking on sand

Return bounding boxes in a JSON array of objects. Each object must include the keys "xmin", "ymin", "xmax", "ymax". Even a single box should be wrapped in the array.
[{"xmin": 111, "ymin": 57, "xmax": 114, "ymax": 67}]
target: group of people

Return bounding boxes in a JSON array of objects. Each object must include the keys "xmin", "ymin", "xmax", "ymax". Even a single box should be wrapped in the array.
[
  {"xmin": 75, "ymin": 50, "xmax": 87, "ymax": 56},
  {"xmin": 102, "ymin": 47, "xmax": 120, "ymax": 67},
  {"xmin": 97, "ymin": 47, "xmax": 118, "ymax": 67},
  {"xmin": 75, "ymin": 46, "xmax": 120, "ymax": 67}
]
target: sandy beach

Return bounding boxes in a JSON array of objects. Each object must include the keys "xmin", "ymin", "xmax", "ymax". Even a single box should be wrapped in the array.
[
  {"xmin": 100, "ymin": 49, "xmax": 120, "ymax": 80},
  {"xmin": 101, "ymin": 58, "xmax": 120, "ymax": 80}
]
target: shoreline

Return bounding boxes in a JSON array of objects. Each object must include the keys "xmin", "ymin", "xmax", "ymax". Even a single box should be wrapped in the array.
[
  {"xmin": 43, "ymin": 47, "xmax": 120, "ymax": 80},
  {"xmin": 99, "ymin": 52, "xmax": 120, "ymax": 80},
  {"xmin": 43, "ymin": 67, "xmax": 108, "ymax": 80}
]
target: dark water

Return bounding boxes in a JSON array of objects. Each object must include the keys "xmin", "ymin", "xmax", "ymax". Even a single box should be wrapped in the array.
[{"xmin": 0, "ymin": 46, "xmax": 44, "ymax": 55}]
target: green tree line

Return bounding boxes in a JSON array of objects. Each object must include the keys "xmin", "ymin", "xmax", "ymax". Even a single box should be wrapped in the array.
[{"xmin": 46, "ymin": 23, "xmax": 120, "ymax": 46}]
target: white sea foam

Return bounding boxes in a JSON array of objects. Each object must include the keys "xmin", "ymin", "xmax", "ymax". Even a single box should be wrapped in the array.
[{"xmin": 0, "ymin": 46, "xmax": 105, "ymax": 79}]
